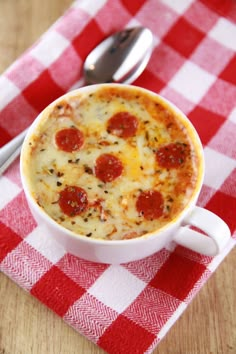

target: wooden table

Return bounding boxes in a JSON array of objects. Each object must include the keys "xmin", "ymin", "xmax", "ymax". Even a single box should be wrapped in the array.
[{"xmin": 0, "ymin": 1, "xmax": 235, "ymax": 353}]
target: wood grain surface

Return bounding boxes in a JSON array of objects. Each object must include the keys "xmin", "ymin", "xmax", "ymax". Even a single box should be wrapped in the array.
[{"xmin": 0, "ymin": 1, "xmax": 235, "ymax": 353}]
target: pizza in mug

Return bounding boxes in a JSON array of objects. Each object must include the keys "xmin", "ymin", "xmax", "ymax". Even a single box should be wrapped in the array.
[{"xmin": 23, "ymin": 85, "xmax": 201, "ymax": 240}]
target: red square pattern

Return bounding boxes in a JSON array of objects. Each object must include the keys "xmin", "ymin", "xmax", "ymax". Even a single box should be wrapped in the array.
[
  {"xmin": 124, "ymin": 249, "xmax": 170, "ymax": 283},
  {"xmin": 95, "ymin": 0, "xmax": 132, "ymax": 33},
  {"xmin": 57, "ymin": 253, "xmax": 108, "ymax": 290},
  {"xmin": 184, "ymin": 267, "xmax": 212, "ymax": 303},
  {"xmin": 0, "ymin": 191, "xmax": 37, "ymax": 238},
  {"xmin": 49, "ymin": 46, "xmax": 82, "ymax": 91},
  {"xmin": 220, "ymin": 55, "xmax": 236, "ymax": 86},
  {"xmin": 1, "ymin": 242, "xmax": 52, "ymax": 291},
  {"xmin": 174, "ymin": 245, "xmax": 213, "ymax": 268},
  {"xmin": 64, "ymin": 292, "xmax": 118, "ymax": 343},
  {"xmin": 148, "ymin": 42, "xmax": 185, "ymax": 83},
  {"xmin": 200, "ymin": 78, "xmax": 236, "ymax": 117},
  {"xmin": 209, "ymin": 120, "xmax": 236, "ymax": 159},
  {"xmin": 133, "ymin": 69, "xmax": 165, "ymax": 94},
  {"xmin": 31, "ymin": 266, "xmax": 86, "ymax": 316},
  {"xmin": 0, "ymin": 95, "xmax": 38, "ymax": 137},
  {"xmin": 98, "ymin": 314, "xmax": 155, "ymax": 354},
  {"xmin": 137, "ymin": 0, "xmax": 178, "ymax": 39},
  {"xmin": 184, "ymin": 1, "xmax": 219, "ymax": 33},
  {"xmin": 123, "ymin": 286, "xmax": 181, "ymax": 335},
  {"xmin": 149, "ymin": 253, "xmax": 207, "ymax": 301},
  {"xmin": 72, "ymin": 19, "xmax": 105, "ymax": 62},
  {"xmin": 188, "ymin": 106, "xmax": 225, "ymax": 145},
  {"xmin": 206, "ymin": 191, "xmax": 236, "ymax": 234},
  {"xmin": 55, "ymin": 7, "xmax": 90, "ymax": 41},
  {"xmin": 0, "ymin": 126, "xmax": 12, "ymax": 147},
  {"xmin": 121, "ymin": 0, "xmax": 146, "ymax": 15},
  {"xmin": 200, "ymin": 0, "xmax": 236, "ymax": 23},
  {"xmin": 190, "ymin": 36, "xmax": 234, "ymax": 76},
  {"xmin": 163, "ymin": 17, "xmax": 205, "ymax": 58},
  {"xmin": 6, "ymin": 55, "xmax": 45, "ymax": 90},
  {"xmin": 0, "ymin": 221, "xmax": 22, "ymax": 263},
  {"xmin": 22, "ymin": 70, "xmax": 65, "ymax": 113}
]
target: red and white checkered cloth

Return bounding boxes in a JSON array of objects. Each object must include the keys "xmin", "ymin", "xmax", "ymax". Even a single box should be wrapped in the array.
[{"xmin": 0, "ymin": 1, "xmax": 236, "ymax": 353}]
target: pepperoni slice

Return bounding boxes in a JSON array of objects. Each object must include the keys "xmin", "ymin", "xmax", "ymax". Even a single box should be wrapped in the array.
[
  {"xmin": 156, "ymin": 143, "xmax": 189, "ymax": 169},
  {"xmin": 107, "ymin": 112, "xmax": 138, "ymax": 138},
  {"xmin": 59, "ymin": 186, "xmax": 88, "ymax": 216},
  {"xmin": 95, "ymin": 153, "xmax": 123, "ymax": 183},
  {"xmin": 55, "ymin": 128, "xmax": 84, "ymax": 152},
  {"xmin": 136, "ymin": 190, "xmax": 164, "ymax": 220}
]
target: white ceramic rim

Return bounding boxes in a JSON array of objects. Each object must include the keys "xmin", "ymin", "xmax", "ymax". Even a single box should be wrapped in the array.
[{"xmin": 20, "ymin": 83, "xmax": 205, "ymax": 246}]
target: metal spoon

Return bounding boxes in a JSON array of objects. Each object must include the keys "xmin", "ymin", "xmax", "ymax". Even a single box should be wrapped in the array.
[
  {"xmin": 0, "ymin": 27, "xmax": 153, "ymax": 176},
  {"xmin": 84, "ymin": 26, "xmax": 153, "ymax": 84}
]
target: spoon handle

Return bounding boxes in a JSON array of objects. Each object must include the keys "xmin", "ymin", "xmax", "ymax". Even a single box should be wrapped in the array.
[{"xmin": 0, "ymin": 128, "xmax": 28, "ymax": 176}]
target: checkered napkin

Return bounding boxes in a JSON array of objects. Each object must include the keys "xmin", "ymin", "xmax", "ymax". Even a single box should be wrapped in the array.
[{"xmin": 0, "ymin": 1, "xmax": 236, "ymax": 353}]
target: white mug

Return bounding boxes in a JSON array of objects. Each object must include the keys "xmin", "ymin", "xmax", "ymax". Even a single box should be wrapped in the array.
[{"xmin": 20, "ymin": 84, "xmax": 231, "ymax": 264}]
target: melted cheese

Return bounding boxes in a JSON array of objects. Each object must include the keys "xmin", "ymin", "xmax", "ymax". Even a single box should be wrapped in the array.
[{"xmin": 23, "ymin": 86, "xmax": 202, "ymax": 240}]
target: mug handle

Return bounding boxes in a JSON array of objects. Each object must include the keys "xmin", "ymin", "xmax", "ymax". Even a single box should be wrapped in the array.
[{"xmin": 173, "ymin": 206, "xmax": 231, "ymax": 256}]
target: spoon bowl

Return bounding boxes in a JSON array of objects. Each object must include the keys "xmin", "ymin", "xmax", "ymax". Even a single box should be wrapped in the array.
[{"xmin": 84, "ymin": 27, "xmax": 153, "ymax": 84}]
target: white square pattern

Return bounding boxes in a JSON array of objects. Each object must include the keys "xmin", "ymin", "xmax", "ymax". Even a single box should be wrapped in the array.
[
  {"xmin": 229, "ymin": 107, "xmax": 236, "ymax": 124},
  {"xmin": 0, "ymin": 176, "xmax": 21, "ymax": 210},
  {"xmin": 1, "ymin": 241, "xmax": 52, "ymax": 291},
  {"xmin": 0, "ymin": 76, "xmax": 20, "ymax": 111},
  {"xmin": 203, "ymin": 147, "xmax": 236, "ymax": 190},
  {"xmin": 169, "ymin": 61, "xmax": 216, "ymax": 103},
  {"xmin": 209, "ymin": 18, "xmax": 236, "ymax": 52},
  {"xmin": 160, "ymin": 0, "xmax": 194, "ymax": 14},
  {"xmin": 25, "ymin": 225, "xmax": 66, "ymax": 264},
  {"xmin": 89, "ymin": 265, "xmax": 146, "ymax": 313},
  {"xmin": 31, "ymin": 31, "xmax": 70, "ymax": 67},
  {"xmin": 64, "ymin": 293, "xmax": 118, "ymax": 342},
  {"xmin": 158, "ymin": 302, "xmax": 187, "ymax": 340},
  {"xmin": 73, "ymin": 0, "xmax": 107, "ymax": 16}
]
